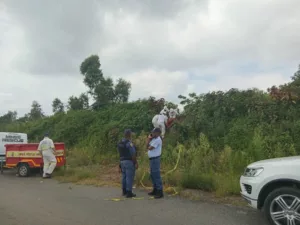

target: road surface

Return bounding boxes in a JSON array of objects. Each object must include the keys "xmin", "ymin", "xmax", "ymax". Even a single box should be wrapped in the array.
[{"xmin": 0, "ymin": 171, "xmax": 268, "ymax": 225}]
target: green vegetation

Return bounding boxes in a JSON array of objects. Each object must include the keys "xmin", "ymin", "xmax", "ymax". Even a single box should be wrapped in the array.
[{"xmin": 1, "ymin": 55, "xmax": 300, "ymax": 197}]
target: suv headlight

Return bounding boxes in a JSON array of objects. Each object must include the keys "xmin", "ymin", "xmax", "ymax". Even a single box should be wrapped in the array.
[{"xmin": 243, "ymin": 167, "xmax": 264, "ymax": 177}]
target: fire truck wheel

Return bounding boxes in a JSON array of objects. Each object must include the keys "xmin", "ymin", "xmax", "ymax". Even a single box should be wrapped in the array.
[{"xmin": 17, "ymin": 163, "xmax": 30, "ymax": 177}]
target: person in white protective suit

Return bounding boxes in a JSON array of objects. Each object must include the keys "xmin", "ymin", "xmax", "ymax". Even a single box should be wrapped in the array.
[
  {"xmin": 169, "ymin": 108, "xmax": 177, "ymax": 119},
  {"xmin": 157, "ymin": 112, "xmax": 168, "ymax": 138},
  {"xmin": 160, "ymin": 106, "xmax": 169, "ymax": 115},
  {"xmin": 37, "ymin": 133, "xmax": 57, "ymax": 179},
  {"xmin": 152, "ymin": 114, "xmax": 159, "ymax": 128},
  {"xmin": 166, "ymin": 108, "xmax": 178, "ymax": 128}
]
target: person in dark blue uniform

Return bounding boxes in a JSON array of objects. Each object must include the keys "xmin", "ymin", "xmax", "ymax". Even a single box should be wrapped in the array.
[{"xmin": 118, "ymin": 129, "xmax": 138, "ymax": 198}]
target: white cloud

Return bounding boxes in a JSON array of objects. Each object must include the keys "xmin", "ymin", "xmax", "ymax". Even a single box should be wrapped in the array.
[
  {"xmin": 0, "ymin": 0, "xmax": 299, "ymax": 117},
  {"xmin": 208, "ymin": 73, "xmax": 290, "ymax": 92},
  {"xmin": 0, "ymin": 72, "xmax": 87, "ymax": 116},
  {"xmin": 127, "ymin": 69, "xmax": 189, "ymax": 101}
]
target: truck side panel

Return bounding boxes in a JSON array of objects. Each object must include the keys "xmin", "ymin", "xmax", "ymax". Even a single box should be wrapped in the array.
[{"xmin": 5, "ymin": 143, "xmax": 65, "ymax": 168}]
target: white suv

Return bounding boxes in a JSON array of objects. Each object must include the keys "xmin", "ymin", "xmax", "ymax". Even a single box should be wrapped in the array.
[{"xmin": 240, "ymin": 156, "xmax": 300, "ymax": 225}]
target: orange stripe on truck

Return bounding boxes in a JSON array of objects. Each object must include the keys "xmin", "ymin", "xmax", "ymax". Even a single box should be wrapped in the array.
[{"xmin": 20, "ymin": 159, "xmax": 40, "ymax": 167}]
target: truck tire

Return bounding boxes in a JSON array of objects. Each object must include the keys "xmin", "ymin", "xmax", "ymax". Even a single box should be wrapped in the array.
[
  {"xmin": 17, "ymin": 163, "xmax": 30, "ymax": 177},
  {"xmin": 264, "ymin": 187, "xmax": 300, "ymax": 225}
]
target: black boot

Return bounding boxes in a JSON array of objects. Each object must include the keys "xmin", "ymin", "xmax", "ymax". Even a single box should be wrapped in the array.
[
  {"xmin": 43, "ymin": 173, "xmax": 52, "ymax": 179},
  {"xmin": 126, "ymin": 191, "xmax": 137, "ymax": 198},
  {"xmin": 148, "ymin": 188, "xmax": 157, "ymax": 196},
  {"xmin": 154, "ymin": 190, "xmax": 164, "ymax": 199},
  {"xmin": 122, "ymin": 189, "xmax": 127, "ymax": 196}
]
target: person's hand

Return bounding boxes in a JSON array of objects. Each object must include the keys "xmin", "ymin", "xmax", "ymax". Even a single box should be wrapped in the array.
[{"xmin": 135, "ymin": 163, "xmax": 138, "ymax": 170}]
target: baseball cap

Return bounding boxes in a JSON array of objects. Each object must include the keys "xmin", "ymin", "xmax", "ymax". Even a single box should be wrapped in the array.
[
  {"xmin": 152, "ymin": 128, "xmax": 161, "ymax": 133},
  {"xmin": 124, "ymin": 129, "xmax": 132, "ymax": 135},
  {"xmin": 44, "ymin": 132, "xmax": 49, "ymax": 137}
]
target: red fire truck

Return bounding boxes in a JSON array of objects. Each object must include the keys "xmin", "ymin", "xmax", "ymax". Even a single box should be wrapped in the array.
[{"xmin": 2, "ymin": 143, "xmax": 66, "ymax": 177}]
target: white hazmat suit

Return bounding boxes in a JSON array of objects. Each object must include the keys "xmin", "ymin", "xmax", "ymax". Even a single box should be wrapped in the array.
[
  {"xmin": 152, "ymin": 113, "xmax": 168, "ymax": 137},
  {"xmin": 152, "ymin": 114, "xmax": 159, "ymax": 128},
  {"xmin": 157, "ymin": 113, "xmax": 168, "ymax": 138},
  {"xmin": 169, "ymin": 108, "xmax": 177, "ymax": 119},
  {"xmin": 160, "ymin": 106, "xmax": 169, "ymax": 115},
  {"xmin": 38, "ymin": 136, "xmax": 57, "ymax": 178}
]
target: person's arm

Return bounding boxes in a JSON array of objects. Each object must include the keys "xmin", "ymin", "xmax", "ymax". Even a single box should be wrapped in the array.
[
  {"xmin": 164, "ymin": 115, "xmax": 168, "ymax": 124},
  {"xmin": 127, "ymin": 142, "xmax": 137, "ymax": 164},
  {"xmin": 148, "ymin": 138, "xmax": 159, "ymax": 151},
  {"xmin": 146, "ymin": 134, "xmax": 152, "ymax": 148},
  {"xmin": 118, "ymin": 163, "xmax": 122, "ymax": 173},
  {"xmin": 50, "ymin": 139, "xmax": 56, "ymax": 154},
  {"xmin": 37, "ymin": 142, "xmax": 42, "ymax": 155}
]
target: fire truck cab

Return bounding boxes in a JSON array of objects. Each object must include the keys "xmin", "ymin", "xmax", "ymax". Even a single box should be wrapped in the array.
[{"xmin": 0, "ymin": 132, "xmax": 28, "ymax": 162}]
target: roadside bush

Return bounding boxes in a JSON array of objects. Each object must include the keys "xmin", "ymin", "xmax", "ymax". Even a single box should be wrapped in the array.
[{"xmin": 2, "ymin": 84, "xmax": 300, "ymax": 196}]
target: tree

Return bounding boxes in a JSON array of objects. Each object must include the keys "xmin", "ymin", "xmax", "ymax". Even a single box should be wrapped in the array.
[
  {"xmin": 79, "ymin": 54, "xmax": 132, "ymax": 107},
  {"xmin": 267, "ymin": 65, "xmax": 300, "ymax": 103},
  {"xmin": 67, "ymin": 93, "xmax": 89, "ymax": 111},
  {"xmin": 52, "ymin": 98, "xmax": 65, "ymax": 114},
  {"xmin": 17, "ymin": 114, "xmax": 30, "ymax": 123},
  {"xmin": 114, "ymin": 78, "xmax": 131, "ymax": 103},
  {"xmin": 79, "ymin": 93, "xmax": 89, "ymax": 109},
  {"xmin": 94, "ymin": 77, "xmax": 115, "ymax": 105},
  {"xmin": 0, "ymin": 111, "xmax": 17, "ymax": 124},
  {"xmin": 68, "ymin": 96, "xmax": 83, "ymax": 111},
  {"xmin": 29, "ymin": 101, "xmax": 44, "ymax": 120},
  {"xmin": 80, "ymin": 55, "xmax": 103, "ymax": 90}
]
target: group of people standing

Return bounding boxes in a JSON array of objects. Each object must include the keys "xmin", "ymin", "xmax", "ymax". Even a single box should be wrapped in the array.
[
  {"xmin": 117, "ymin": 127, "xmax": 164, "ymax": 199},
  {"xmin": 38, "ymin": 106, "xmax": 177, "ymax": 200}
]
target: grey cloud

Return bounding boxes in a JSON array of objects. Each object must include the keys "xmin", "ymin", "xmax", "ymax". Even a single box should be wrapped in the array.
[
  {"xmin": 106, "ymin": 0, "xmax": 208, "ymax": 19},
  {"xmin": 4, "ymin": 0, "xmax": 105, "ymax": 75},
  {"xmin": 3, "ymin": 0, "xmax": 210, "ymax": 77},
  {"xmin": 3, "ymin": 0, "xmax": 300, "ymax": 80}
]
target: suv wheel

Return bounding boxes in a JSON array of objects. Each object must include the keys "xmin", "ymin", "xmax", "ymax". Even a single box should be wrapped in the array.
[{"xmin": 264, "ymin": 187, "xmax": 300, "ymax": 225}]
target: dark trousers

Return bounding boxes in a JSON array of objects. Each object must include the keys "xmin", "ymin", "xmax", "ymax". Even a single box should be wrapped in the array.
[
  {"xmin": 149, "ymin": 157, "xmax": 163, "ymax": 190},
  {"xmin": 120, "ymin": 160, "xmax": 135, "ymax": 192}
]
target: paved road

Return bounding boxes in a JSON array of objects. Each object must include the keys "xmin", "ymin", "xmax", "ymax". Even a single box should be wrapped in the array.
[{"xmin": 0, "ymin": 172, "xmax": 268, "ymax": 225}]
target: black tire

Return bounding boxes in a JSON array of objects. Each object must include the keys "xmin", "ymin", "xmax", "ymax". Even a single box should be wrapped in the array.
[
  {"xmin": 17, "ymin": 163, "xmax": 30, "ymax": 177},
  {"xmin": 264, "ymin": 187, "xmax": 300, "ymax": 225}
]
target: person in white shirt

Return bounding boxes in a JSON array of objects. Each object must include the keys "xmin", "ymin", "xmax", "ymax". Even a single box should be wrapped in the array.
[
  {"xmin": 147, "ymin": 128, "xmax": 163, "ymax": 199},
  {"xmin": 37, "ymin": 133, "xmax": 57, "ymax": 178}
]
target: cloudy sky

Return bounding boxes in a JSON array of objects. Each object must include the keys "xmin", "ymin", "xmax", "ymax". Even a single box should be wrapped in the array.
[{"xmin": 0, "ymin": 0, "xmax": 299, "ymax": 117}]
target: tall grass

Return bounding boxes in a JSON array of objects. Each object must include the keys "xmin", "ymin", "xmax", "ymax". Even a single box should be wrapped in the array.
[{"xmin": 60, "ymin": 130, "xmax": 292, "ymax": 197}]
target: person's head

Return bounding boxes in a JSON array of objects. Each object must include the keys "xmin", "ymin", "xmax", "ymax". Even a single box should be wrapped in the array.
[
  {"xmin": 124, "ymin": 129, "xmax": 132, "ymax": 140},
  {"xmin": 44, "ymin": 132, "xmax": 49, "ymax": 138},
  {"xmin": 151, "ymin": 128, "xmax": 161, "ymax": 138}
]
